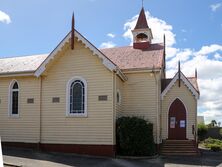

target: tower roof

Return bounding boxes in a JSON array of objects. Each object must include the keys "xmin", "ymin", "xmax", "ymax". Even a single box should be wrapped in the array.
[{"xmin": 134, "ymin": 7, "xmax": 149, "ymax": 29}]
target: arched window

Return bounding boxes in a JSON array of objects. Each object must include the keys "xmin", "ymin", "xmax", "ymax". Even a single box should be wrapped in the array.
[
  {"xmin": 9, "ymin": 80, "xmax": 19, "ymax": 116},
  {"xmin": 136, "ymin": 33, "xmax": 148, "ymax": 42},
  {"xmin": 66, "ymin": 77, "xmax": 87, "ymax": 117}
]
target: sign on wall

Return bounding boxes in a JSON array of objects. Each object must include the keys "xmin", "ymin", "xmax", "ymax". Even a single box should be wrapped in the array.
[{"xmin": 180, "ymin": 120, "xmax": 186, "ymax": 128}]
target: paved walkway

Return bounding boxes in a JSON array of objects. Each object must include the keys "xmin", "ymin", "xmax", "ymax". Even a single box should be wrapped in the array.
[{"xmin": 3, "ymin": 147, "xmax": 222, "ymax": 167}]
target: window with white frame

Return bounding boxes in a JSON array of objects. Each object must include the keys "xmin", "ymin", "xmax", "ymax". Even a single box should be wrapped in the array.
[
  {"xmin": 9, "ymin": 81, "xmax": 19, "ymax": 116},
  {"xmin": 67, "ymin": 77, "xmax": 87, "ymax": 117}
]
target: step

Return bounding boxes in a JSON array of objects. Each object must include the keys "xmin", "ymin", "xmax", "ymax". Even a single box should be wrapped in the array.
[
  {"xmin": 162, "ymin": 150, "xmax": 197, "ymax": 153},
  {"xmin": 161, "ymin": 148, "xmax": 197, "ymax": 151},
  {"xmin": 162, "ymin": 145, "xmax": 196, "ymax": 148},
  {"xmin": 164, "ymin": 142, "xmax": 194, "ymax": 144},
  {"xmin": 163, "ymin": 142, "xmax": 194, "ymax": 144},
  {"xmin": 163, "ymin": 144, "xmax": 195, "ymax": 146},
  {"xmin": 161, "ymin": 152, "xmax": 199, "ymax": 156},
  {"xmin": 161, "ymin": 140, "xmax": 198, "ymax": 156}
]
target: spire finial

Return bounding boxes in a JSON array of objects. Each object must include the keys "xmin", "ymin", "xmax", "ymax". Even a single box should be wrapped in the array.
[
  {"xmin": 195, "ymin": 68, "xmax": 197, "ymax": 78},
  {"xmin": 178, "ymin": 61, "xmax": 181, "ymax": 87},
  {"xmin": 142, "ymin": 0, "xmax": 144, "ymax": 7},
  {"xmin": 71, "ymin": 12, "xmax": 75, "ymax": 50},
  {"xmin": 163, "ymin": 34, "xmax": 166, "ymax": 70}
]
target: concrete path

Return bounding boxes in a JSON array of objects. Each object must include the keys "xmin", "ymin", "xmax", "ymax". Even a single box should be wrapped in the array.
[{"xmin": 3, "ymin": 147, "xmax": 222, "ymax": 167}]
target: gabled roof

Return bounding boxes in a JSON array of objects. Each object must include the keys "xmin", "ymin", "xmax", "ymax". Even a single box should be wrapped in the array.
[
  {"xmin": 101, "ymin": 44, "xmax": 164, "ymax": 71},
  {"xmin": 35, "ymin": 30, "xmax": 124, "ymax": 78},
  {"xmin": 0, "ymin": 30, "xmax": 127, "ymax": 81},
  {"xmin": 0, "ymin": 54, "xmax": 48, "ymax": 75},
  {"xmin": 134, "ymin": 7, "xmax": 149, "ymax": 29},
  {"xmin": 161, "ymin": 72, "xmax": 200, "ymax": 100}
]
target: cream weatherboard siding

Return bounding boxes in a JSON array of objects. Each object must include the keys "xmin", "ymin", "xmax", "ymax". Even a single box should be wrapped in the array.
[
  {"xmin": 40, "ymin": 41, "xmax": 114, "ymax": 145},
  {"xmin": 115, "ymin": 75, "xmax": 124, "ymax": 118},
  {"xmin": 161, "ymin": 80, "xmax": 197, "ymax": 140},
  {"xmin": 121, "ymin": 72, "xmax": 161, "ymax": 143},
  {"xmin": 0, "ymin": 77, "xmax": 41, "ymax": 143}
]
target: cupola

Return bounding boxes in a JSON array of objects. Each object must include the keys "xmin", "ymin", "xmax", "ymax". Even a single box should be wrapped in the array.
[{"xmin": 132, "ymin": 7, "xmax": 153, "ymax": 49}]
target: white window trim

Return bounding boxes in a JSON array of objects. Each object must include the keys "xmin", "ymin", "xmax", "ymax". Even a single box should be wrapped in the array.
[
  {"xmin": 116, "ymin": 89, "xmax": 121, "ymax": 105},
  {"xmin": 8, "ymin": 79, "xmax": 20, "ymax": 117},
  {"xmin": 66, "ymin": 76, "xmax": 87, "ymax": 117}
]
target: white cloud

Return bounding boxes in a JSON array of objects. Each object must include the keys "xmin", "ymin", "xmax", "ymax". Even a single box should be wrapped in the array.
[
  {"xmin": 214, "ymin": 53, "xmax": 222, "ymax": 60},
  {"xmin": 0, "ymin": 10, "xmax": 11, "ymax": 24},
  {"xmin": 107, "ymin": 33, "xmax": 116, "ymax": 38},
  {"xmin": 196, "ymin": 44, "xmax": 222, "ymax": 55},
  {"xmin": 123, "ymin": 10, "xmax": 222, "ymax": 124},
  {"xmin": 210, "ymin": 3, "xmax": 222, "ymax": 12},
  {"xmin": 99, "ymin": 41, "xmax": 116, "ymax": 49},
  {"xmin": 199, "ymin": 109, "xmax": 222, "ymax": 124}
]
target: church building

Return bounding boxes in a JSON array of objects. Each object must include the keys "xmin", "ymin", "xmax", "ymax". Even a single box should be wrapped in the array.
[{"xmin": 0, "ymin": 7, "xmax": 199, "ymax": 156}]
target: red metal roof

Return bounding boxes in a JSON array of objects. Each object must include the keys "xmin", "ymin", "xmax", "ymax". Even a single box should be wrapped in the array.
[
  {"xmin": 134, "ymin": 7, "xmax": 149, "ymax": 29},
  {"xmin": 100, "ymin": 43, "xmax": 164, "ymax": 70}
]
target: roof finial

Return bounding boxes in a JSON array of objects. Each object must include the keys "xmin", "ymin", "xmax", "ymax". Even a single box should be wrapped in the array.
[
  {"xmin": 195, "ymin": 68, "xmax": 197, "ymax": 78},
  {"xmin": 142, "ymin": 0, "xmax": 144, "ymax": 8},
  {"xmin": 71, "ymin": 12, "xmax": 75, "ymax": 50},
  {"xmin": 178, "ymin": 61, "xmax": 181, "ymax": 87},
  {"xmin": 163, "ymin": 34, "xmax": 166, "ymax": 70}
]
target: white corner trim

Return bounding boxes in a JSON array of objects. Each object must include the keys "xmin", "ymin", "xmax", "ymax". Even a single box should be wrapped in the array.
[
  {"xmin": 35, "ymin": 30, "xmax": 122, "ymax": 78},
  {"xmin": 161, "ymin": 72, "xmax": 199, "ymax": 100},
  {"xmin": 66, "ymin": 76, "xmax": 88, "ymax": 117},
  {"xmin": 8, "ymin": 79, "xmax": 20, "ymax": 118}
]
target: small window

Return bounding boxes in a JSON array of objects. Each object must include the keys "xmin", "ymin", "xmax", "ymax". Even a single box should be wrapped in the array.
[
  {"xmin": 9, "ymin": 80, "xmax": 19, "ymax": 116},
  {"xmin": 116, "ymin": 90, "xmax": 121, "ymax": 104}
]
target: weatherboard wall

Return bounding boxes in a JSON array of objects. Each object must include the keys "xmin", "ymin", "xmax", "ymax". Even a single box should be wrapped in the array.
[
  {"xmin": 121, "ymin": 72, "xmax": 160, "ymax": 143},
  {"xmin": 40, "ymin": 40, "xmax": 115, "ymax": 145},
  {"xmin": 0, "ymin": 76, "xmax": 41, "ymax": 143}
]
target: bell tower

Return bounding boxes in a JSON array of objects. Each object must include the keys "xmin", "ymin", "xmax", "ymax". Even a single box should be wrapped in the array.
[{"xmin": 132, "ymin": 7, "xmax": 153, "ymax": 49}]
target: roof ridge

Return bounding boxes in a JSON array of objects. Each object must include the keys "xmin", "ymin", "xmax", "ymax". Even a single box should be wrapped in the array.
[
  {"xmin": 100, "ymin": 43, "xmax": 164, "ymax": 50},
  {"xmin": 0, "ymin": 53, "xmax": 49, "ymax": 60},
  {"xmin": 100, "ymin": 45, "xmax": 132, "ymax": 50}
]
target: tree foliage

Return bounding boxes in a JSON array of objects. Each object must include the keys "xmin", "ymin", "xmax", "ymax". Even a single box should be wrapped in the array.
[{"xmin": 198, "ymin": 123, "xmax": 208, "ymax": 141}]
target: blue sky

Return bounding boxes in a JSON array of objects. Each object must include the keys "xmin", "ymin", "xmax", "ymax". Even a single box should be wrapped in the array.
[{"xmin": 0, "ymin": 0, "xmax": 222, "ymax": 124}]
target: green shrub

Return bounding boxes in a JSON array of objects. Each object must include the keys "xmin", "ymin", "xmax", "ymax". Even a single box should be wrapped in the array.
[
  {"xmin": 209, "ymin": 144, "xmax": 221, "ymax": 152},
  {"xmin": 116, "ymin": 116, "xmax": 155, "ymax": 156},
  {"xmin": 198, "ymin": 123, "xmax": 208, "ymax": 141},
  {"xmin": 203, "ymin": 137, "xmax": 222, "ymax": 152}
]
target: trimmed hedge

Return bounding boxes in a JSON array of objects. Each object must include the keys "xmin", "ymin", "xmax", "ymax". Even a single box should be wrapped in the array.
[{"xmin": 116, "ymin": 116, "xmax": 155, "ymax": 156}]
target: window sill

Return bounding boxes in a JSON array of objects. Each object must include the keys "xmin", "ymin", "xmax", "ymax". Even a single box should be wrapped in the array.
[
  {"xmin": 66, "ymin": 113, "xmax": 88, "ymax": 118},
  {"xmin": 9, "ymin": 114, "xmax": 20, "ymax": 118}
]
